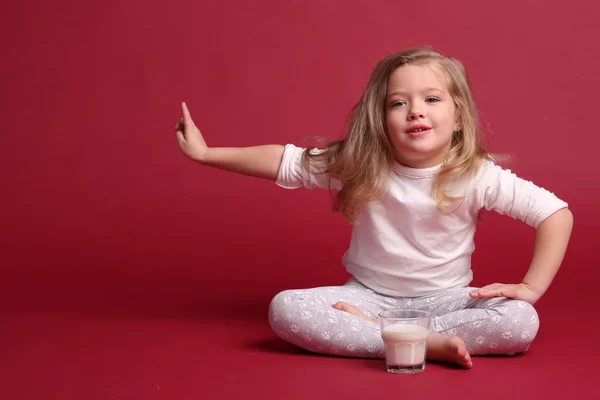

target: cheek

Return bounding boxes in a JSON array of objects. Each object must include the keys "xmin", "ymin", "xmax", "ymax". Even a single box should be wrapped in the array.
[
  {"xmin": 385, "ymin": 112, "xmax": 394, "ymax": 125},
  {"xmin": 386, "ymin": 112, "xmax": 405, "ymax": 130},
  {"xmin": 439, "ymin": 110, "xmax": 457, "ymax": 129},
  {"xmin": 448, "ymin": 105, "xmax": 459, "ymax": 125}
]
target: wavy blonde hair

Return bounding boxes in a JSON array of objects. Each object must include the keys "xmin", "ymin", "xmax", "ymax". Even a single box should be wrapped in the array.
[{"xmin": 302, "ymin": 47, "xmax": 498, "ymax": 223}]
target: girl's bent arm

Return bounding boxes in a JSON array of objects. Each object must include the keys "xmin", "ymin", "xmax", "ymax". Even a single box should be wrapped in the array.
[
  {"xmin": 471, "ymin": 207, "xmax": 573, "ymax": 304},
  {"xmin": 521, "ymin": 207, "xmax": 574, "ymax": 301}
]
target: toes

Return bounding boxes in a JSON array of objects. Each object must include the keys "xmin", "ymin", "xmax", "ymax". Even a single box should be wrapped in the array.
[
  {"xmin": 462, "ymin": 349, "xmax": 472, "ymax": 368},
  {"xmin": 332, "ymin": 302, "xmax": 354, "ymax": 312}
]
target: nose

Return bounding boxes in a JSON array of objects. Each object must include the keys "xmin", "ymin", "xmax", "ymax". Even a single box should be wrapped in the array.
[{"xmin": 407, "ymin": 106, "xmax": 424, "ymax": 120}]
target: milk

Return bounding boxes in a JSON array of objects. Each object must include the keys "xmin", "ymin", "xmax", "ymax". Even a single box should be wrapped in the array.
[{"xmin": 381, "ymin": 323, "xmax": 430, "ymax": 367}]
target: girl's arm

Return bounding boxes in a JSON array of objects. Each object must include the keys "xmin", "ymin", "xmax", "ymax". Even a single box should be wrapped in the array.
[
  {"xmin": 468, "ymin": 162, "xmax": 574, "ymax": 304},
  {"xmin": 521, "ymin": 207, "xmax": 573, "ymax": 300},
  {"xmin": 470, "ymin": 207, "xmax": 573, "ymax": 304},
  {"xmin": 175, "ymin": 102, "xmax": 284, "ymax": 180}
]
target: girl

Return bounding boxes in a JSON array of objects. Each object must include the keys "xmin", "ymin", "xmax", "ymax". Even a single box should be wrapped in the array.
[{"xmin": 175, "ymin": 47, "xmax": 573, "ymax": 368}]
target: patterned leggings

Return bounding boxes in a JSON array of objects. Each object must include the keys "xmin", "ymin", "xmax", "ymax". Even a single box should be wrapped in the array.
[{"xmin": 268, "ymin": 278, "xmax": 539, "ymax": 358}]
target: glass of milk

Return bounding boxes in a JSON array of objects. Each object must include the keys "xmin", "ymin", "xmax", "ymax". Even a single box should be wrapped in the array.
[{"xmin": 378, "ymin": 309, "xmax": 432, "ymax": 374}]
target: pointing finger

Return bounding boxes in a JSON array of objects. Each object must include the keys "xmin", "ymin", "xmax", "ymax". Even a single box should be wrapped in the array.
[{"xmin": 182, "ymin": 102, "xmax": 193, "ymax": 124}]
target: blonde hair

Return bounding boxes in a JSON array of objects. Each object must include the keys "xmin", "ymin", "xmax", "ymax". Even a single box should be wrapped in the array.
[{"xmin": 302, "ymin": 47, "xmax": 498, "ymax": 223}]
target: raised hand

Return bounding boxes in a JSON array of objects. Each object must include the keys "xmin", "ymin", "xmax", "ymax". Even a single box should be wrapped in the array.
[
  {"xmin": 469, "ymin": 283, "xmax": 540, "ymax": 305},
  {"xmin": 175, "ymin": 102, "xmax": 209, "ymax": 163}
]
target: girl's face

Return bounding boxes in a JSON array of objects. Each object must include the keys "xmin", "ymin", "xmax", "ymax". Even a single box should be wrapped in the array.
[{"xmin": 385, "ymin": 64, "xmax": 459, "ymax": 168}]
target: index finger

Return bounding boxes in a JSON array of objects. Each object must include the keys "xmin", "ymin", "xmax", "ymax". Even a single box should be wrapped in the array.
[{"xmin": 181, "ymin": 102, "xmax": 193, "ymax": 122}]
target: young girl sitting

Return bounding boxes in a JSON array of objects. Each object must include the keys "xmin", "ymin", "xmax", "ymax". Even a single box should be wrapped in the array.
[{"xmin": 175, "ymin": 47, "xmax": 573, "ymax": 368}]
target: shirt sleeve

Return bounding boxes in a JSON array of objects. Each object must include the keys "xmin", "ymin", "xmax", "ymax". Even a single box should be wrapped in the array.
[
  {"xmin": 468, "ymin": 161, "xmax": 568, "ymax": 228},
  {"xmin": 275, "ymin": 144, "xmax": 342, "ymax": 190}
]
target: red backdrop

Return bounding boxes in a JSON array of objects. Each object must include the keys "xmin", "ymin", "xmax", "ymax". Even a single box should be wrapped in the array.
[{"xmin": 0, "ymin": 0, "xmax": 597, "ymax": 320}]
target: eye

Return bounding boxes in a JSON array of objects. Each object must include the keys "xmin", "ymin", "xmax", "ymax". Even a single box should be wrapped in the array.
[
  {"xmin": 391, "ymin": 100, "xmax": 406, "ymax": 107},
  {"xmin": 425, "ymin": 97, "xmax": 440, "ymax": 103}
]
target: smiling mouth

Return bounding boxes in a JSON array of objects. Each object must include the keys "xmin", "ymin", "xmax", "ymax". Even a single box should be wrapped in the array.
[{"xmin": 407, "ymin": 128, "xmax": 431, "ymax": 136}]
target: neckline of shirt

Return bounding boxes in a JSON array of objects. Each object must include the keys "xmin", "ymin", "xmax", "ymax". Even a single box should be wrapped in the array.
[{"xmin": 392, "ymin": 162, "xmax": 442, "ymax": 179}]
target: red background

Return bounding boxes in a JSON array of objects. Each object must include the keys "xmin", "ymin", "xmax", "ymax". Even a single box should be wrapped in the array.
[{"xmin": 1, "ymin": 0, "xmax": 598, "ymax": 399}]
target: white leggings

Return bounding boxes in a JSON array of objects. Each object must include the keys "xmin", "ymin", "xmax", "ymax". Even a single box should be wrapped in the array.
[{"xmin": 268, "ymin": 278, "xmax": 539, "ymax": 358}]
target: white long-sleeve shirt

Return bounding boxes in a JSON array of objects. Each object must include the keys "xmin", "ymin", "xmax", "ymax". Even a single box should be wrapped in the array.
[{"xmin": 276, "ymin": 144, "xmax": 568, "ymax": 297}]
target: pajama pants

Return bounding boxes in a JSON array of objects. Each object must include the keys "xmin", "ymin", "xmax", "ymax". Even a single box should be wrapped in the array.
[{"xmin": 268, "ymin": 278, "xmax": 539, "ymax": 358}]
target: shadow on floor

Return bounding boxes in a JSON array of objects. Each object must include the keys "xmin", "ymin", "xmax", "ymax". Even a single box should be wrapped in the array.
[{"xmin": 244, "ymin": 337, "xmax": 316, "ymax": 356}]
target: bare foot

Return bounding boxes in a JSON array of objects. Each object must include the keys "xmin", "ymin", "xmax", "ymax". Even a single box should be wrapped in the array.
[
  {"xmin": 332, "ymin": 303, "xmax": 472, "ymax": 369},
  {"xmin": 426, "ymin": 332, "xmax": 472, "ymax": 368},
  {"xmin": 332, "ymin": 302, "xmax": 378, "ymax": 323}
]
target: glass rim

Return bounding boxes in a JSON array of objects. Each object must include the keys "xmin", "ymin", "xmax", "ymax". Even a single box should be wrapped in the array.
[{"xmin": 377, "ymin": 308, "xmax": 431, "ymax": 319}]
